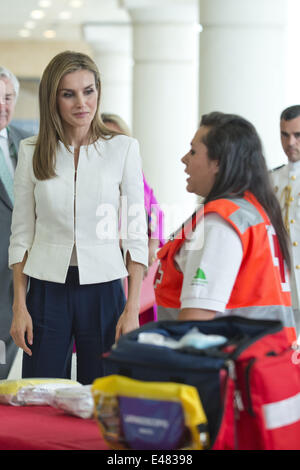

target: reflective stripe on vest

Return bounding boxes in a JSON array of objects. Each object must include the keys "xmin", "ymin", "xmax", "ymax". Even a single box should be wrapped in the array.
[
  {"xmin": 263, "ymin": 392, "xmax": 300, "ymax": 430},
  {"xmin": 227, "ymin": 197, "xmax": 264, "ymax": 233},
  {"xmin": 218, "ymin": 305, "xmax": 297, "ymax": 344},
  {"xmin": 219, "ymin": 305, "xmax": 295, "ymax": 329}
]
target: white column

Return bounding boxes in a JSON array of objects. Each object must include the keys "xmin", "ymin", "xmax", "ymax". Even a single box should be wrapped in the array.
[
  {"xmin": 199, "ymin": 0, "xmax": 288, "ymax": 169},
  {"xmin": 125, "ymin": 0, "xmax": 200, "ymax": 236},
  {"xmin": 84, "ymin": 23, "xmax": 133, "ymax": 127},
  {"xmin": 285, "ymin": 0, "xmax": 300, "ymax": 106}
]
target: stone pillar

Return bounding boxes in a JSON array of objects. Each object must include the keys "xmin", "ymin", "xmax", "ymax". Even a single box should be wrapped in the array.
[
  {"xmin": 199, "ymin": 0, "xmax": 288, "ymax": 169},
  {"xmin": 125, "ymin": 0, "xmax": 200, "ymax": 236}
]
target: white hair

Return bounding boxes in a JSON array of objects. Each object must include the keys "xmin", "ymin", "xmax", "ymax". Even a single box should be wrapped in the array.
[{"xmin": 0, "ymin": 66, "xmax": 20, "ymax": 100}]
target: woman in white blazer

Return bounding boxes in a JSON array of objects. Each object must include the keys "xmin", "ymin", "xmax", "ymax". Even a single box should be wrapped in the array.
[{"xmin": 8, "ymin": 51, "xmax": 148, "ymax": 384}]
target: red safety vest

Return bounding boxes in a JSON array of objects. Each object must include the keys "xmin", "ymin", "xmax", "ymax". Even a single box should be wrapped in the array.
[{"xmin": 154, "ymin": 191, "xmax": 296, "ymax": 344}]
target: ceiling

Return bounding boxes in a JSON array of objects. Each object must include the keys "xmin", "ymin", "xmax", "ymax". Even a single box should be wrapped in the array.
[
  {"xmin": 0, "ymin": 0, "xmax": 198, "ymax": 42},
  {"xmin": 0, "ymin": 0, "xmax": 129, "ymax": 41}
]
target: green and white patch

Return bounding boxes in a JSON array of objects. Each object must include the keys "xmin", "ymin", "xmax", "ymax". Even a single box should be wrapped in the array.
[{"xmin": 191, "ymin": 268, "xmax": 207, "ymax": 285}]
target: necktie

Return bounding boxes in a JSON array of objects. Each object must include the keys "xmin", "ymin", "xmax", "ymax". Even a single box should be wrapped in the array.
[
  {"xmin": 0, "ymin": 144, "xmax": 14, "ymax": 204},
  {"xmin": 9, "ymin": 136, "xmax": 18, "ymax": 166}
]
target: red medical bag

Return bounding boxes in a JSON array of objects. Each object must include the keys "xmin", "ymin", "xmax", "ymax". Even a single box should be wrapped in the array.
[{"xmin": 104, "ymin": 317, "xmax": 300, "ymax": 450}]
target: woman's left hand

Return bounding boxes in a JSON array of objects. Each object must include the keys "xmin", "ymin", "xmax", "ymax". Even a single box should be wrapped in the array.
[{"xmin": 115, "ymin": 304, "xmax": 140, "ymax": 343}]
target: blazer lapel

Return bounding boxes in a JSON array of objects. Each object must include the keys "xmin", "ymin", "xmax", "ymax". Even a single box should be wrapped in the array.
[{"xmin": 0, "ymin": 176, "xmax": 13, "ymax": 210}]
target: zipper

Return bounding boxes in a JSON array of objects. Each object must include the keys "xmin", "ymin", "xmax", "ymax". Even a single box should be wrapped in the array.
[
  {"xmin": 226, "ymin": 359, "xmax": 243, "ymax": 450},
  {"xmin": 106, "ymin": 353, "xmax": 227, "ymax": 374},
  {"xmin": 226, "ymin": 360, "xmax": 244, "ymax": 414},
  {"xmin": 244, "ymin": 358, "xmax": 256, "ymax": 416}
]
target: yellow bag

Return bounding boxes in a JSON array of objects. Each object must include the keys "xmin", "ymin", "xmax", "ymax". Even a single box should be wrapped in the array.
[{"xmin": 92, "ymin": 375, "xmax": 209, "ymax": 450}]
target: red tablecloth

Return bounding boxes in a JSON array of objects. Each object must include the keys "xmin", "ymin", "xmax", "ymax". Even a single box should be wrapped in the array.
[{"xmin": 0, "ymin": 404, "xmax": 109, "ymax": 450}]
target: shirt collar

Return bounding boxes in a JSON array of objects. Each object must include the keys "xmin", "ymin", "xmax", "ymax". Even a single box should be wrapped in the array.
[
  {"xmin": 0, "ymin": 128, "xmax": 8, "ymax": 139},
  {"xmin": 288, "ymin": 159, "xmax": 300, "ymax": 174}
]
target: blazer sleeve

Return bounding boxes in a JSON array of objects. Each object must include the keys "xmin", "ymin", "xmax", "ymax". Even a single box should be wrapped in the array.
[
  {"xmin": 120, "ymin": 138, "xmax": 148, "ymax": 268},
  {"xmin": 8, "ymin": 140, "xmax": 36, "ymax": 268}
]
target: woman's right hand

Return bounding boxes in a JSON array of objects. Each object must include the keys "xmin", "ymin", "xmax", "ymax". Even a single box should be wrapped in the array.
[{"xmin": 10, "ymin": 304, "xmax": 33, "ymax": 356}]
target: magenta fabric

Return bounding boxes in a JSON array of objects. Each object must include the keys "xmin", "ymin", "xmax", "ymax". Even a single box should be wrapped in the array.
[
  {"xmin": 139, "ymin": 304, "xmax": 158, "ymax": 325},
  {"xmin": 140, "ymin": 174, "xmax": 164, "ymax": 324},
  {"xmin": 143, "ymin": 173, "xmax": 164, "ymax": 246}
]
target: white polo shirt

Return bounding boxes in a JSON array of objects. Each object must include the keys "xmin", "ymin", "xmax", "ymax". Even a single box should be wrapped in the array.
[{"xmin": 174, "ymin": 213, "xmax": 243, "ymax": 312}]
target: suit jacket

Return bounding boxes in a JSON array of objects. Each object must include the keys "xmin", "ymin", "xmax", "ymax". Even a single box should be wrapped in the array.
[
  {"xmin": 0, "ymin": 124, "xmax": 32, "ymax": 379},
  {"xmin": 271, "ymin": 161, "xmax": 300, "ymax": 333},
  {"xmin": 9, "ymin": 134, "xmax": 148, "ymax": 285}
]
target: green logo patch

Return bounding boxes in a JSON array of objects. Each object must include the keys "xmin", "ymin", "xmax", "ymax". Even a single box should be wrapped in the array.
[
  {"xmin": 194, "ymin": 268, "xmax": 206, "ymax": 280},
  {"xmin": 192, "ymin": 268, "xmax": 207, "ymax": 285}
]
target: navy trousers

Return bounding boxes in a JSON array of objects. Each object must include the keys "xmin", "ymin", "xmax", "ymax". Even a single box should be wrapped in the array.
[{"xmin": 22, "ymin": 267, "xmax": 126, "ymax": 385}]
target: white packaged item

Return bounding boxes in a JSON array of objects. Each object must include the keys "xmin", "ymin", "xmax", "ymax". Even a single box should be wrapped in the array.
[{"xmin": 50, "ymin": 385, "xmax": 94, "ymax": 419}]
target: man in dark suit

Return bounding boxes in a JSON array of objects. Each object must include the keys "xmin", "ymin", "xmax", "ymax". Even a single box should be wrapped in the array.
[{"xmin": 0, "ymin": 66, "xmax": 31, "ymax": 378}]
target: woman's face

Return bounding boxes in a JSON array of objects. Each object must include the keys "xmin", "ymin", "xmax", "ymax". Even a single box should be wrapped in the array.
[
  {"xmin": 181, "ymin": 126, "xmax": 219, "ymax": 197},
  {"xmin": 57, "ymin": 69, "xmax": 98, "ymax": 132}
]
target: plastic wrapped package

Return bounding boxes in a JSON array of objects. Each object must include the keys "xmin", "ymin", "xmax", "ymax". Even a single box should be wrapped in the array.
[
  {"xmin": 92, "ymin": 375, "xmax": 209, "ymax": 451},
  {"xmin": 138, "ymin": 327, "xmax": 227, "ymax": 350},
  {"xmin": 50, "ymin": 385, "xmax": 94, "ymax": 419},
  {"xmin": 0, "ymin": 378, "xmax": 81, "ymax": 406}
]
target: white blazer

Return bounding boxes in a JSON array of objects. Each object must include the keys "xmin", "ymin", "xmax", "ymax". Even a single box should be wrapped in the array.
[{"xmin": 9, "ymin": 135, "xmax": 148, "ymax": 284}]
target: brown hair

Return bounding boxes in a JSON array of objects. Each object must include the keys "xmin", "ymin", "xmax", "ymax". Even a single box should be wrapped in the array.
[{"xmin": 33, "ymin": 50, "xmax": 119, "ymax": 180}]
